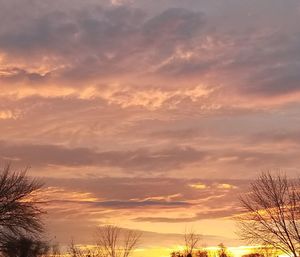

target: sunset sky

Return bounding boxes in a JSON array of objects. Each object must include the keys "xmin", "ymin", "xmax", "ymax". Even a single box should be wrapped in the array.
[{"xmin": 1, "ymin": 0, "xmax": 300, "ymax": 254}]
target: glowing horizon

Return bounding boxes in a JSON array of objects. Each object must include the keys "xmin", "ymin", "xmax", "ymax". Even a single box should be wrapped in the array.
[{"xmin": 62, "ymin": 244, "xmax": 286, "ymax": 257}]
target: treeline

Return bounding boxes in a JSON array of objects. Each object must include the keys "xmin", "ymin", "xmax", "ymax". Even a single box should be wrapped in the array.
[
  {"xmin": 1, "ymin": 164, "xmax": 300, "ymax": 257},
  {"xmin": 170, "ymin": 242, "xmax": 279, "ymax": 257},
  {"xmin": 171, "ymin": 242, "xmax": 232, "ymax": 257}
]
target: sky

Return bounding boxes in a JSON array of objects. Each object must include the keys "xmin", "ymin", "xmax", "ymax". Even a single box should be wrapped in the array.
[{"xmin": 0, "ymin": 0, "xmax": 300, "ymax": 254}]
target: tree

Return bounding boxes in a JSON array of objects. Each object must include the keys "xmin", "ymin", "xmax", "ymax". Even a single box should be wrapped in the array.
[
  {"xmin": 241, "ymin": 253, "xmax": 263, "ymax": 257},
  {"xmin": 1, "ymin": 236, "xmax": 49, "ymax": 257},
  {"xmin": 68, "ymin": 240, "xmax": 85, "ymax": 257},
  {"xmin": 217, "ymin": 243, "xmax": 229, "ymax": 257},
  {"xmin": 195, "ymin": 250, "xmax": 208, "ymax": 257},
  {"xmin": 236, "ymin": 172, "xmax": 300, "ymax": 257},
  {"xmin": 258, "ymin": 244, "xmax": 278, "ymax": 257},
  {"xmin": 68, "ymin": 239, "xmax": 98, "ymax": 257},
  {"xmin": 170, "ymin": 229, "xmax": 201, "ymax": 257},
  {"xmin": 184, "ymin": 229, "xmax": 201, "ymax": 256},
  {"xmin": 95, "ymin": 225, "xmax": 142, "ymax": 257},
  {"xmin": 0, "ymin": 164, "xmax": 44, "ymax": 245},
  {"xmin": 171, "ymin": 251, "xmax": 184, "ymax": 257},
  {"xmin": 50, "ymin": 241, "xmax": 61, "ymax": 257}
]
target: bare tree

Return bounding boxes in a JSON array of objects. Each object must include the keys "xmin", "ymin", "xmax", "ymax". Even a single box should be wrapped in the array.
[
  {"xmin": 236, "ymin": 172, "xmax": 300, "ymax": 257},
  {"xmin": 0, "ymin": 164, "xmax": 44, "ymax": 244},
  {"xmin": 68, "ymin": 239, "xmax": 98, "ymax": 257},
  {"xmin": 68, "ymin": 239, "xmax": 86, "ymax": 257},
  {"xmin": 95, "ymin": 225, "xmax": 142, "ymax": 257},
  {"xmin": 184, "ymin": 229, "xmax": 201, "ymax": 256}
]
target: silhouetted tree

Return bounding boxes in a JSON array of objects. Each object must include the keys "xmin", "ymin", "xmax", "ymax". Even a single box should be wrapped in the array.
[
  {"xmin": 1, "ymin": 236, "xmax": 49, "ymax": 257},
  {"xmin": 184, "ymin": 229, "xmax": 201, "ymax": 256},
  {"xmin": 258, "ymin": 244, "xmax": 278, "ymax": 257},
  {"xmin": 218, "ymin": 243, "xmax": 229, "ymax": 257},
  {"xmin": 242, "ymin": 253, "xmax": 263, "ymax": 257},
  {"xmin": 50, "ymin": 241, "xmax": 61, "ymax": 257},
  {"xmin": 68, "ymin": 239, "xmax": 100, "ymax": 257},
  {"xmin": 95, "ymin": 225, "xmax": 142, "ymax": 257},
  {"xmin": 171, "ymin": 251, "xmax": 184, "ymax": 257},
  {"xmin": 68, "ymin": 240, "xmax": 85, "ymax": 257},
  {"xmin": 236, "ymin": 172, "xmax": 300, "ymax": 257},
  {"xmin": 0, "ymin": 164, "xmax": 44, "ymax": 245},
  {"xmin": 195, "ymin": 250, "xmax": 209, "ymax": 257}
]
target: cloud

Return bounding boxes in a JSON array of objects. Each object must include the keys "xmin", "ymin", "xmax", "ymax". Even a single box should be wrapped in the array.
[
  {"xmin": 251, "ymin": 130, "xmax": 300, "ymax": 144},
  {"xmin": 1, "ymin": 0, "xmax": 300, "ymax": 247},
  {"xmin": 133, "ymin": 209, "xmax": 241, "ymax": 223},
  {"xmin": 41, "ymin": 177, "xmax": 244, "ymax": 228},
  {"xmin": 43, "ymin": 176, "xmax": 246, "ymax": 213},
  {"xmin": 136, "ymin": 229, "xmax": 238, "ymax": 248},
  {"xmin": 189, "ymin": 182, "xmax": 238, "ymax": 190},
  {"xmin": 216, "ymin": 183, "xmax": 237, "ymax": 190},
  {"xmin": 0, "ymin": 141, "xmax": 206, "ymax": 172},
  {"xmin": 142, "ymin": 8, "xmax": 205, "ymax": 47},
  {"xmin": 189, "ymin": 183, "xmax": 208, "ymax": 190},
  {"xmin": 39, "ymin": 176, "xmax": 246, "ymax": 246},
  {"xmin": 51, "ymin": 199, "xmax": 191, "ymax": 209},
  {"xmin": 2, "ymin": 138, "xmax": 298, "ymax": 176},
  {"xmin": 1, "ymin": 0, "xmax": 300, "ymax": 108},
  {"xmin": 0, "ymin": 110, "xmax": 16, "ymax": 120},
  {"xmin": 0, "ymin": 4, "xmax": 205, "ymax": 82}
]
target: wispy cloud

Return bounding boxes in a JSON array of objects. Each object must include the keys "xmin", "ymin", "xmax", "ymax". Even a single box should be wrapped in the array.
[{"xmin": 1, "ymin": 0, "xmax": 300, "ymax": 247}]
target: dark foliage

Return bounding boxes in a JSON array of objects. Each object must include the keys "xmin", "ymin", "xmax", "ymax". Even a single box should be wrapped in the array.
[
  {"xmin": 0, "ymin": 164, "xmax": 45, "ymax": 249},
  {"xmin": 1, "ymin": 236, "xmax": 49, "ymax": 257}
]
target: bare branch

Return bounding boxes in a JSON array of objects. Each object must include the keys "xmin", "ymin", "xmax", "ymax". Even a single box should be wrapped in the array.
[
  {"xmin": 0, "ymin": 164, "xmax": 45, "ymax": 248},
  {"xmin": 236, "ymin": 171, "xmax": 300, "ymax": 257},
  {"xmin": 184, "ymin": 228, "xmax": 201, "ymax": 255},
  {"xmin": 96, "ymin": 225, "xmax": 142, "ymax": 257}
]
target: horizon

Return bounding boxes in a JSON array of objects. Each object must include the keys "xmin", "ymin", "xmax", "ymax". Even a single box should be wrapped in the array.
[{"xmin": 0, "ymin": 0, "xmax": 300, "ymax": 256}]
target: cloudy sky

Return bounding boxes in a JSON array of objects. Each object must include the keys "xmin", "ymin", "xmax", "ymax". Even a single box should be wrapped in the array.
[{"xmin": 1, "ymin": 0, "xmax": 300, "ymax": 253}]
